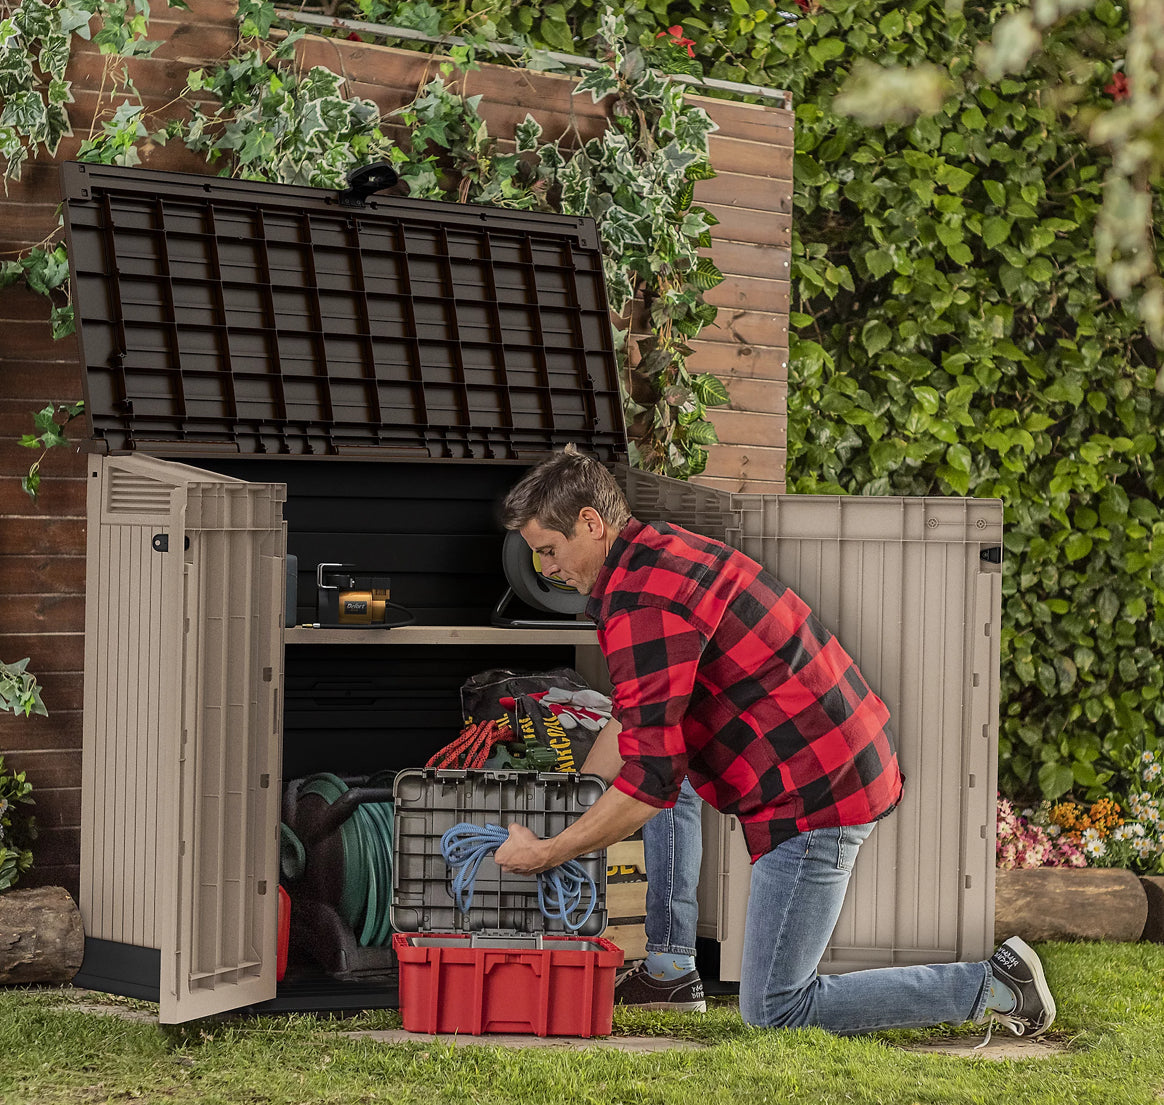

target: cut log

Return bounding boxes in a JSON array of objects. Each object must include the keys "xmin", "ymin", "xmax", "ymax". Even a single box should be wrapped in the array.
[
  {"xmin": 0, "ymin": 885, "xmax": 84, "ymax": 984},
  {"xmin": 1141, "ymin": 876, "xmax": 1164, "ymax": 944},
  {"xmin": 994, "ymin": 868, "xmax": 1148, "ymax": 944}
]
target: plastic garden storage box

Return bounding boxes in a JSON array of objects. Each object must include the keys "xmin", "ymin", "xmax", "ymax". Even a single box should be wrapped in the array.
[{"xmin": 390, "ymin": 768, "xmax": 620, "ymax": 1036}]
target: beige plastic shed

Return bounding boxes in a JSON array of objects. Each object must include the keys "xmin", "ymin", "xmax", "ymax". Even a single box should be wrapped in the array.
[{"xmin": 66, "ymin": 161, "xmax": 1001, "ymax": 1023}]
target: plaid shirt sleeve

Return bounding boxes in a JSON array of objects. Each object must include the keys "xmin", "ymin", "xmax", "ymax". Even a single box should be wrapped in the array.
[{"xmin": 600, "ymin": 606, "xmax": 705, "ymax": 809}]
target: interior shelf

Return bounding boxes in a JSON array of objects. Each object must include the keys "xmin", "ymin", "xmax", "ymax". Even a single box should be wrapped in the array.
[{"xmin": 283, "ymin": 625, "xmax": 599, "ymax": 646}]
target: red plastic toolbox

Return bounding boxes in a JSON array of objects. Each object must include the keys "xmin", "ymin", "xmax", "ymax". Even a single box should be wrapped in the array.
[
  {"xmin": 391, "ymin": 769, "xmax": 622, "ymax": 1037},
  {"xmin": 392, "ymin": 932, "xmax": 623, "ymax": 1036}
]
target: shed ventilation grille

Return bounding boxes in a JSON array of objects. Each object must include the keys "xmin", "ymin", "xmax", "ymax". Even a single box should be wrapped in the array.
[{"xmin": 106, "ymin": 470, "xmax": 174, "ymax": 515}]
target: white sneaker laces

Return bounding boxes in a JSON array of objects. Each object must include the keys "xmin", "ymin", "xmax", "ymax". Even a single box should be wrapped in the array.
[{"xmin": 974, "ymin": 1010, "xmax": 1026, "ymax": 1050}]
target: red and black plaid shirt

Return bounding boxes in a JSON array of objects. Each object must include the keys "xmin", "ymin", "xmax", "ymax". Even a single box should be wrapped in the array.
[{"xmin": 586, "ymin": 519, "xmax": 903, "ymax": 860}]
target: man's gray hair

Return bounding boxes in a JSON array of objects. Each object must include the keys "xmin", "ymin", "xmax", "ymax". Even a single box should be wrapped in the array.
[{"xmin": 502, "ymin": 444, "xmax": 631, "ymax": 535}]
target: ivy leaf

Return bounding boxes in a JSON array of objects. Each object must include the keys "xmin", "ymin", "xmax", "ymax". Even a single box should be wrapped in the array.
[
  {"xmin": 808, "ymin": 37, "xmax": 846, "ymax": 65},
  {"xmin": 575, "ymin": 67, "xmax": 619, "ymax": 104},
  {"xmin": 515, "ymin": 114, "xmax": 542, "ymax": 153}
]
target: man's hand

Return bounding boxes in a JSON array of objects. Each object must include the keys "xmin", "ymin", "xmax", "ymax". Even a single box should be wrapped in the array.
[
  {"xmin": 494, "ymin": 823, "xmax": 553, "ymax": 875},
  {"xmin": 494, "ymin": 786, "xmax": 660, "ymax": 876}
]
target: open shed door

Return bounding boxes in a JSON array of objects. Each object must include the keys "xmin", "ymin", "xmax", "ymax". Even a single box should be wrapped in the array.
[{"xmin": 80, "ymin": 455, "xmax": 286, "ymax": 1023}]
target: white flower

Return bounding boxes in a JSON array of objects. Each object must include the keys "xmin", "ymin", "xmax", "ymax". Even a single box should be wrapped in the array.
[
  {"xmin": 1113, "ymin": 824, "xmax": 1140, "ymax": 841},
  {"xmin": 1144, "ymin": 762, "xmax": 1162, "ymax": 783},
  {"xmin": 1084, "ymin": 838, "xmax": 1107, "ymax": 858},
  {"xmin": 1046, "ymin": 824, "xmax": 1061, "ymax": 837},
  {"xmin": 1082, "ymin": 826, "xmax": 1103, "ymax": 843},
  {"xmin": 1142, "ymin": 750, "xmax": 1157, "ymax": 764},
  {"xmin": 1132, "ymin": 838, "xmax": 1154, "ymax": 859}
]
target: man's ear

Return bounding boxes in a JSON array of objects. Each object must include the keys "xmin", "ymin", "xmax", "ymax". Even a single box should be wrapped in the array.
[{"xmin": 578, "ymin": 507, "xmax": 606, "ymax": 537}]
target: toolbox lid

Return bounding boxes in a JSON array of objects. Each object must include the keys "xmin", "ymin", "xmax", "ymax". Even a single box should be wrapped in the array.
[
  {"xmin": 60, "ymin": 162, "xmax": 627, "ymax": 462},
  {"xmin": 391, "ymin": 768, "xmax": 607, "ymax": 939}
]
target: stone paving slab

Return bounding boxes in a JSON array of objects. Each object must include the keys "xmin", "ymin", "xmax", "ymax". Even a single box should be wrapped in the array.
[
  {"xmin": 899, "ymin": 1035, "xmax": 1068, "ymax": 1061},
  {"xmin": 342, "ymin": 1029, "xmax": 705, "ymax": 1052},
  {"xmin": 56, "ymin": 991, "xmax": 1069, "ymax": 1059}
]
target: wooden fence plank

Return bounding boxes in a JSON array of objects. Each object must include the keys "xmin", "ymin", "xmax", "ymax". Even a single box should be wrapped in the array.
[
  {"xmin": 709, "ymin": 408, "xmax": 787, "ymax": 449},
  {"xmin": 722, "ymin": 376, "xmax": 789, "ymax": 413},
  {"xmin": 687, "ymin": 92, "xmax": 793, "ymax": 142},
  {"xmin": 701, "ymin": 442, "xmax": 786, "ymax": 484},
  {"xmin": 706, "ymin": 235, "xmax": 793, "ymax": 277},
  {"xmin": 686, "ymin": 340, "xmax": 788, "ymax": 384},
  {"xmin": 702, "ymin": 202, "xmax": 792, "ymax": 245},
  {"xmin": 0, "ymin": 710, "xmax": 82, "ymax": 752},
  {"xmin": 0, "ymin": 594, "xmax": 85, "ymax": 636},
  {"xmin": 0, "ymin": 520, "xmax": 87, "ymax": 559},
  {"xmin": 706, "ymin": 135, "xmax": 792, "ymax": 179},
  {"xmin": 0, "ymin": 557, "xmax": 87, "ymax": 596}
]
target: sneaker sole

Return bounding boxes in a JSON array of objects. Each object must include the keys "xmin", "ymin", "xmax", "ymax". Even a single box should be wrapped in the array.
[
  {"xmin": 1005, "ymin": 936, "xmax": 1056, "ymax": 1036},
  {"xmin": 621, "ymin": 999, "xmax": 707, "ymax": 1014}
]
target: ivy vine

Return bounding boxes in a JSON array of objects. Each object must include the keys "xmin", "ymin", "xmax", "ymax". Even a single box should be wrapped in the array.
[{"xmin": 181, "ymin": 5, "xmax": 730, "ymax": 477}]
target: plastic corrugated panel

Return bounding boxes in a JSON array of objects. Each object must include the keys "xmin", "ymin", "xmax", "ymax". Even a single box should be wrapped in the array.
[
  {"xmin": 80, "ymin": 454, "xmax": 287, "ymax": 1023},
  {"xmin": 61, "ymin": 162, "xmax": 626, "ymax": 462},
  {"xmin": 391, "ymin": 768, "xmax": 607, "ymax": 937},
  {"xmin": 617, "ymin": 464, "xmax": 735, "ymax": 541},
  {"xmin": 700, "ymin": 493, "xmax": 1002, "ymax": 978}
]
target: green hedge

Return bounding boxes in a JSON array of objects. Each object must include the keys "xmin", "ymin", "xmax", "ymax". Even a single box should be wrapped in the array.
[
  {"xmin": 752, "ymin": 0, "xmax": 1164, "ymax": 800},
  {"xmin": 337, "ymin": 0, "xmax": 1164, "ymax": 800}
]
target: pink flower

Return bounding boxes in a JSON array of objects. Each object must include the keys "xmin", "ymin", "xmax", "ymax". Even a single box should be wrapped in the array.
[{"xmin": 1106, "ymin": 71, "xmax": 1130, "ymax": 101}]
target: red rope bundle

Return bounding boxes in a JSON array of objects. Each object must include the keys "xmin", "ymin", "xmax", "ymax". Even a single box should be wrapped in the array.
[{"xmin": 425, "ymin": 718, "xmax": 513, "ymax": 770}]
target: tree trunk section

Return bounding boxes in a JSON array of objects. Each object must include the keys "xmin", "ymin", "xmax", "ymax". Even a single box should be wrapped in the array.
[
  {"xmin": 995, "ymin": 868, "xmax": 1148, "ymax": 943},
  {"xmin": 0, "ymin": 885, "xmax": 84, "ymax": 984}
]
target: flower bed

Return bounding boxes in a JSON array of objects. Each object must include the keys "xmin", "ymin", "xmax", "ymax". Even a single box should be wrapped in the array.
[
  {"xmin": 997, "ymin": 752, "xmax": 1164, "ymax": 876},
  {"xmin": 996, "ymin": 752, "xmax": 1164, "ymax": 943}
]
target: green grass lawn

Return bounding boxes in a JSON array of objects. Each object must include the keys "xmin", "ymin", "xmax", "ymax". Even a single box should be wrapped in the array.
[{"xmin": 2, "ymin": 942, "xmax": 1161, "ymax": 1105}]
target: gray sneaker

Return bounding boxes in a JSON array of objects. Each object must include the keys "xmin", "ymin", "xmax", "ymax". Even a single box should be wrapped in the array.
[
  {"xmin": 614, "ymin": 964, "xmax": 706, "ymax": 1013},
  {"xmin": 981, "ymin": 936, "xmax": 1056, "ymax": 1039}
]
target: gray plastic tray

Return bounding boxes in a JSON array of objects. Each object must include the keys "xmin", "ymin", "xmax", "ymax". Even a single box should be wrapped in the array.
[{"xmin": 391, "ymin": 768, "xmax": 607, "ymax": 938}]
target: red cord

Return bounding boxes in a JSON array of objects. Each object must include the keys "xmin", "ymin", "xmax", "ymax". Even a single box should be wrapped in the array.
[{"xmin": 426, "ymin": 718, "xmax": 513, "ymax": 769}]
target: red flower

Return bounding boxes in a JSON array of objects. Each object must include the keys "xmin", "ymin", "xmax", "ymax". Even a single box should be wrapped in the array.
[
  {"xmin": 656, "ymin": 25, "xmax": 696, "ymax": 58},
  {"xmin": 1105, "ymin": 71, "xmax": 1130, "ymax": 101}
]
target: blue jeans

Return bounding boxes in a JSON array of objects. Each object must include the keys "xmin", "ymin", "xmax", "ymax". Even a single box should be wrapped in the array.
[
  {"xmin": 739, "ymin": 823, "xmax": 991, "ymax": 1031},
  {"xmin": 645, "ymin": 796, "xmax": 994, "ymax": 1033},
  {"xmin": 642, "ymin": 777, "xmax": 702, "ymax": 956}
]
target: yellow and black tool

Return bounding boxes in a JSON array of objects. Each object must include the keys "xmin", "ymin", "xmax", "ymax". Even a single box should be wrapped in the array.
[{"xmin": 315, "ymin": 563, "xmax": 414, "ymax": 628}]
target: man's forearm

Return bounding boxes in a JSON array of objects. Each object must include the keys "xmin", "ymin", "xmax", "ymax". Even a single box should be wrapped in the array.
[
  {"xmin": 579, "ymin": 718, "xmax": 624, "ymax": 782},
  {"xmin": 542, "ymin": 784, "xmax": 658, "ymax": 867}
]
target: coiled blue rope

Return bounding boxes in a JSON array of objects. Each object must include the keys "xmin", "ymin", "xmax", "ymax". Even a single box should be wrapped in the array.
[{"xmin": 440, "ymin": 822, "xmax": 597, "ymax": 932}]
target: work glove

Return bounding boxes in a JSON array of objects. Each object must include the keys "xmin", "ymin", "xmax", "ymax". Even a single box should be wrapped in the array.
[{"xmin": 540, "ymin": 686, "xmax": 613, "ymax": 732}]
